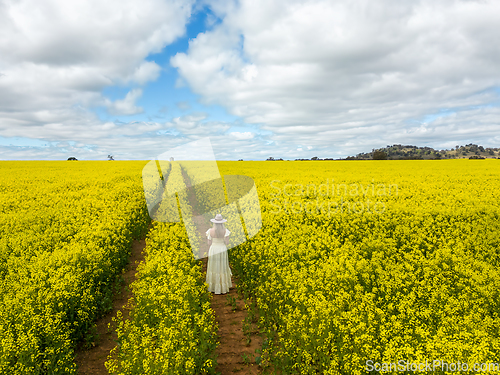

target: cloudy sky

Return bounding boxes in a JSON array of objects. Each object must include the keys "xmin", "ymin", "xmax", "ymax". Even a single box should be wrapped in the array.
[{"xmin": 1, "ymin": 0, "xmax": 500, "ymax": 160}]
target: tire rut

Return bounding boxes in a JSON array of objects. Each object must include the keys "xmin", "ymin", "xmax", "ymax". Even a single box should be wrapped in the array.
[
  {"xmin": 74, "ymin": 223, "xmax": 151, "ymax": 374},
  {"xmin": 179, "ymin": 167, "xmax": 265, "ymax": 375}
]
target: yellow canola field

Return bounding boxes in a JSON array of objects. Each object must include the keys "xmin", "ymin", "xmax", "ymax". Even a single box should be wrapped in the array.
[
  {"xmin": 216, "ymin": 160, "xmax": 500, "ymax": 374},
  {"xmin": 0, "ymin": 161, "xmax": 150, "ymax": 374},
  {"xmin": 2, "ymin": 159, "xmax": 499, "ymax": 375}
]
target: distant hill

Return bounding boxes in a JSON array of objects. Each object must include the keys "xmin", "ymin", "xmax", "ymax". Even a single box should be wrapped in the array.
[
  {"xmin": 264, "ymin": 143, "xmax": 500, "ymax": 161},
  {"xmin": 344, "ymin": 143, "xmax": 499, "ymax": 160}
]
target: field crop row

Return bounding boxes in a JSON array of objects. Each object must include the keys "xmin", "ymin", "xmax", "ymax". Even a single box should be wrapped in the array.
[
  {"xmin": 0, "ymin": 161, "xmax": 150, "ymax": 374},
  {"xmin": 105, "ymin": 221, "xmax": 219, "ymax": 374}
]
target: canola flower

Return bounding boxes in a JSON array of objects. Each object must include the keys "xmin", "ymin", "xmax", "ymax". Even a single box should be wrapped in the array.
[
  {"xmin": 105, "ymin": 221, "xmax": 219, "ymax": 375},
  {"xmin": 2, "ymin": 159, "xmax": 500, "ymax": 374},
  {"xmin": 0, "ymin": 161, "xmax": 150, "ymax": 374},
  {"xmin": 217, "ymin": 159, "xmax": 500, "ymax": 375}
]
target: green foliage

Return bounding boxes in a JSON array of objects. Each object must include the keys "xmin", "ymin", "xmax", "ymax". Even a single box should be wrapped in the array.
[
  {"xmin": 348, "ymin": 144, "xmax": 499, "ymax": 160},
  {"xmin": 226, "ymin": 295, "xmax": 238, "ymax": 311},
  {"xmin": 373, "ymin": 150, "xmax": 388, "ymax": 160}
]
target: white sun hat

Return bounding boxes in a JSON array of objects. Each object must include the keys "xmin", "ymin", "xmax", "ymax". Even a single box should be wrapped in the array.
[{"xmin": 210, "ymin": 214, "xmax": 227, "ymax": 223}]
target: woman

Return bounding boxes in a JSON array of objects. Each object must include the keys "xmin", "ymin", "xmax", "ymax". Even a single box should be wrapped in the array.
[{"xmin": 205, "ymin": 214, "xmax": 233, "ymax": 294}]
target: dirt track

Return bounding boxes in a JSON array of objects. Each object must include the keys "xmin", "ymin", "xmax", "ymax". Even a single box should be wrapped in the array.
[{"xmin": 75, "ymin": 164, "xmax": 266, "ymax": 374}]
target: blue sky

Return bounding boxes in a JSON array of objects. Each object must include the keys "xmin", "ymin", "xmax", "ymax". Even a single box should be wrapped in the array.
[
  {"xmin": 1, "ymin": 0, "xmax": 500, "ymax": 160},
  {"xmin": 95, "ymin": 7, "xmax": 227, "ymax": 123}
]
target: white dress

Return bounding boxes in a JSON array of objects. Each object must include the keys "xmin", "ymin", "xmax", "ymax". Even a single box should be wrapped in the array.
[{"xmin": 205, "ymin": 228, "xmax": 233, "ymax": 294}]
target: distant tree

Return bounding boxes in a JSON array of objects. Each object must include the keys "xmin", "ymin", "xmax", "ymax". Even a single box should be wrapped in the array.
[
  {"xmin": 373, "ymin": 150, "xmax": 387, "ymax": 160},
  {"xmin": 67, "ymin": 157, "xmax": 78, "ymax": 161},
  {"xmin": 311, "ymin": 156, "xmax": 319, "ymax": 160},
  {"xmin": 266, "ymin": 157, "xmax": 275, "ymax": 161},
  {"xmin": 108, "ymin": 154, "xmax": 114, "ymax": 161}
]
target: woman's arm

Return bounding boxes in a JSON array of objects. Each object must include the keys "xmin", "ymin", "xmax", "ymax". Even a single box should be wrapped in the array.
[{"xmin": 207, "ymin": 229, "xmax": 212, "ymax": 247}]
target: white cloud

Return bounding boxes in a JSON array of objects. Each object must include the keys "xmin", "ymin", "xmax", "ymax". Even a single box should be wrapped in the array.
[
  {"xmin": 2, "ymin": 0, "xmax": 500, "ymax": 160},
  {"xmin": 0, "ymin": 113, "xmax": 275, "ymax": 160},
  {"xmin": 106, "ymin": 89, "xmax": 144, "ymax": 115},
  {"xmin": 165, "ymin": 113, "xmax": 231, "ymax": 135},
  {"xmin": 176, "ymin": 101, "xmax": 191, "ymax": 110},
  {"xmin": 171, "ymin": 0, "xmax": 500, "ymax": 154},
  {"xmin": 128, "ymin": 61, "xmax": 162, "ymax": 85},
  {"xmin": 0, "ymin": 0, "xmax": 195, "ymax": 135},
  {"xmin": 230, "ymin": 131, "xmax": 254, "ymax": 139}
]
